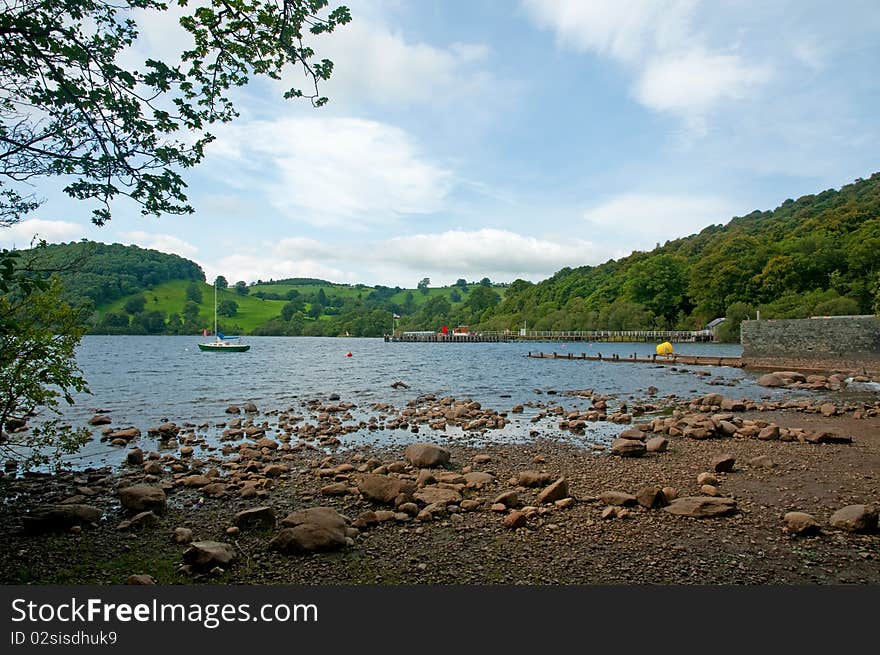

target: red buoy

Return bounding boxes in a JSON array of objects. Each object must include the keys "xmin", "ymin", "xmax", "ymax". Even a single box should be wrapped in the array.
[{"xmin": 346, "ymin": 352, "xmax": 353, "ymax": 357}]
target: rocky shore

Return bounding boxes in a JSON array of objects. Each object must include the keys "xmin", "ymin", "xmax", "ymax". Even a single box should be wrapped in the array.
[{"xmin": 1, "ymin": 370, "xmax": 878, "ymax": 585}]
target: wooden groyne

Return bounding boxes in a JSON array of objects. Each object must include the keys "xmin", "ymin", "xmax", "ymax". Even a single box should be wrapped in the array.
[
  {"xmin": 527, "ymin": 351, "xmax": 745, "ymax": 368},
  {"xmin": 386, "ymin": 329, "xmax": 715, "ymax": 343}
]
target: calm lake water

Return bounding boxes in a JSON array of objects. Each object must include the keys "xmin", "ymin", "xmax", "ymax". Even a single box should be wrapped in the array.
[{"xmin": 43, "ymin": 335, "xmax": 819, "ymax": 469}]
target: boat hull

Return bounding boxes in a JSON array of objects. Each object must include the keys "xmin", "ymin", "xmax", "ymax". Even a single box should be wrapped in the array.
[{"xmin": 198, "ymin": 342, "xmax": 250, "ymax": 352}]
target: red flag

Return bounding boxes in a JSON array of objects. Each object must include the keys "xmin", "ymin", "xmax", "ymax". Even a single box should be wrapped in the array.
[
  {"xmin": 441, "ymin": 325, "xmax": 448, "ymax": 334},
  {"xmin": 203, "ymin": 328, "xmax": 207, "ymax": 336}
]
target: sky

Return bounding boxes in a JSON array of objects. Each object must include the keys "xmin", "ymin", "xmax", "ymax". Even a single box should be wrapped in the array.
[{"xmin": 3, "ymin": 0, "xmax": 879, "ymax": 287}]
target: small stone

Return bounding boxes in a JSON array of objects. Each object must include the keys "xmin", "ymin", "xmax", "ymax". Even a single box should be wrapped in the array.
[
  {"xmin": 661, "ymin": 486, "xmax": 678, "ymax": 502},
  {"xmin": 601, "ymin": 506, "xmax": 616, "ymax": 520},
  {"xmin": 536, "ymin": 477, "xmax": 568, "ymax": 504},
  {"xmin": 600, "ymin": 491, "xmax": 637, "ymax": 507},
  {"xmin": 173, "ymin": 527, "xmax": 193, "ymax": 544},
  {"xmin": 645, "ymin": 436, "xmax": 668, "ymax": 453},
  {"xmin": 636, "ymin": 486, "xmax": 668, "ymax": 509},
  {"xmin": 126, "ymin": 574, "xmax": 156, "ymax": 585},
  {"xmin": 503, "ymin": 511, "xmax": 527, "ymax": 529},
  {"xmin": 663, "ymin": 496, "xmax": 737, "ymax": 518},
  {"xmin": 696, "ymin": 472, "xmax": 717, "ymax": 486},
  {"xmin": 492, "ymin": 490, "xmax": 520, "ymax": 508},
  {"xmin": 116, "ymin": 511, "xmax": 159, "ymax": 531},
  {"xmin": 611, "ymin": 438, "xmax": 646, "ymax": 457},
  {"xmin": 829, "ymin": 505, "xmax": 878, "ymax": 533},
  {"xmin": 700, "ymin": 484, "xmax": 719, "ymax": 496},
  {"xmin": 748, "ymin": 455, "xmax": 775, "ymax": 468},
  {"xmin": 711, "ymin": 454, "xmax": 736, "ymax": 473},
  {"xmin": 784, "ymin": 511, "xmax": 821, "ymax": 536},
  {"xmin": 554, "ymin": 497, "xmax": 575, "ymax": 509}
]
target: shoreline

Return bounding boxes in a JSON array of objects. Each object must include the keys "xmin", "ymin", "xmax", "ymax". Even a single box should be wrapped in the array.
[{"xmin": 1, "ymin": 381, "xmax": 878, "ymax": 586}]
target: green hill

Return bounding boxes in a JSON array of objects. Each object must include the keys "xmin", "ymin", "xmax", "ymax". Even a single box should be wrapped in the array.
[
  {"xmin": 475, "ymin": 172, "xmax": 880, "ymax": 340},
  {"xmin": 96, "ymin": 280, "xmax": 286, "ymax": 334}
]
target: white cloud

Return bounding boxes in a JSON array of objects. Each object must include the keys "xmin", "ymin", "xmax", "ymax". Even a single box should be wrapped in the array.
[
  {"xmin": 521, "ymin": 0, "xmax": 769, "ymax": 129},
  {"xmin": 210, "ymin": 252, "xmax": 356, "ymax": 287},
  {"xmin": 521, "ymin": 0, "xmax": 694, "ymax": 63},
  {"xmin": 583, "ymin": 193, "xmax": 734, "ymax": 245},
  {"xmin": 635, "ymin": 50, "xmax": 770, "ymax": 130},
  {"xmin": 378, "ymin": 229, "xmax": 602, "ymax": 281},
  {"xmin": 0, "ymin": 219, "xmax": 83, "ymax": 247},
  {"xmin": 320, "ymin": 15, "xmax": 492, "ymax": 107},
  {"xmin": 211, "ymin": 117, "xmax": 453, "ymax": 224},
  {"xmin": 122, "ymin": 231, "xmax": 199, "ymax": 258}
]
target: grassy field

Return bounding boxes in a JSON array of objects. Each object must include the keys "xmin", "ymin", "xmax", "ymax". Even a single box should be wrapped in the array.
[
  {"xmin": 97, "ymin": 280, "xmax": 287, "ymax": 333},
  {"xmin": 98, "ymin": 280, "xmax": 509, "ymax": 334}
]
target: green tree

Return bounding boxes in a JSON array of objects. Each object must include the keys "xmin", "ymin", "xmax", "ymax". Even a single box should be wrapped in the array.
[
  {"xmin": 234, "ymin": 281, "xmax": 249, "ymax": 296},
  {"xmin": 186, "ymin": 281, "xmax": 203, "ymax": 303},
  {"xmin": 214, "ymin": 276, "xmax": 229, "ymax": 290},
  {"xmin": 455, "ymin": 278, "xmax": 469, "ymax": 291},
  {"xmin": 417, "ymin": 277, "xmax": 430, "ymax": 295},
  {"xmin": 124, "ymin": 294, "xmax": 147, "ymax": 314},
  {"xmin": 479, "ymin": 277, "xmax": 492, "ymax": 287},
  {"xmin": 0, "ymin": 0, "xmax": 351, "ymax": 225},
  {"xmin": 715, "ymin": 302, "xmax": 754, "ymax": 343},
  {"xmin": 0, "ymin": 274, "xmax": 90, "ymax": 470},
  {"xmin": 218, "ymin": 299, "xmax": 238, "ymax": 317}
]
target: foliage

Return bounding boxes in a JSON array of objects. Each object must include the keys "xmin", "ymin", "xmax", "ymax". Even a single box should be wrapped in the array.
[
  {"xmin": 218, "ymin": 299, "xmax": 238, "ymax": 317},
  {"xmin": 0, "ymin": 273, "xmax": 90, "ymax": 470},
  {"xmin": 0, "ymin": 0, "xmax": 351, "ymax": 225},
  {"xmin": 214, "ymin": 275, "xmax": 228, "ymax": 289},
  {"xmin": 478, "ymin": 173, "xmax": 880, "ymax": 332}
]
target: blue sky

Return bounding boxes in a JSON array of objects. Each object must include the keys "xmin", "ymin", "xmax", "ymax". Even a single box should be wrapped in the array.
[{"xmin": 3, "ymin": 0, "xmax": 879, "ymax": 287}]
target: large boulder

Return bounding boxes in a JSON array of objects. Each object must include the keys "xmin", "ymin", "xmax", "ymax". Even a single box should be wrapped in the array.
[
  {"xmin": 757, "ymin": 374, "xmax": 783, "ymax": 388},
  {"xmin": 273, "ymin": 507, "xmax": 350, "ymax": 553},
  {"xmin": 646, "ymin": 437, "xmax": 668, "ymax": 453},
  {"xmin": 829, "ymin": 505, "xmax": 878, "ymax": 533},
  {"xmin": 183, "ymin": 541, "xmax": 236, "ymax": 570},
  {"xmin": 270, "ymin": 525, "xmax": 347, "ymax": 553},
  {"xmin": 118, "ymin": 484, "xmax": 167, "ymax": 513},
  {"xmin": 356, "ymin": 474, "xmax": 409, "ymax": 504},
  {"xmin": 663, "ymin": 496, "xmax": 737, "ymax": 518},
  {"xmin": 22, "ymin": 504, "xmax": 103, "ymax": 533},
  {"xmin": 281, "ymin": 507, "xmax": 348, "ymax": 533},
  {"xmin": 611, "ymin": 439, "xmax": 646, "ymax": 457},
  {"xmin": 404, "ymin": 443, "xmax": 451, "ymax": 468}
]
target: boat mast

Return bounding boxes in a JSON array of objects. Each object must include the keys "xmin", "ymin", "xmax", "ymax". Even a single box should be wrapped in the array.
[{"xmin": 214, "ymin": 280, "xmax": 218, "ymax": 337}]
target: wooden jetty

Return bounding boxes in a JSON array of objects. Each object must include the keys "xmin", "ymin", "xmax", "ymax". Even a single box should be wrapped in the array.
[
  {"xmin": 386, "ymin": 329, "xmax": 715, "ymax": 343},
  {"xmin": 527, "ymin": 351, "xmax": 745, "ymax": 368}
]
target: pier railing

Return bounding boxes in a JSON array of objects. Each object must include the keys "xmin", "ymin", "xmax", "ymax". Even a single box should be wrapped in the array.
[{"xmin": 385, "ymin": 329, "xmax": 715, "ymax": 343}]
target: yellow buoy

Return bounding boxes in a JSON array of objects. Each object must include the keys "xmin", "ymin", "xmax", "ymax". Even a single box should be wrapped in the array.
[{"xmin": 656, "ymin": 341, "xmax": 674, "ymax": 356}]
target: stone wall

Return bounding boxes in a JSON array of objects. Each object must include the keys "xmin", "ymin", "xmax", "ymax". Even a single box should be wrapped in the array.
[{"xmin": 740, "ymin": 315, "xmax": 880, "ymax": 373}]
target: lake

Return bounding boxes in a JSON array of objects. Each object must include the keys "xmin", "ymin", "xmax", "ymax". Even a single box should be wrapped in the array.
[{"xmin": 42, "ymin": 335, "xmax": 813, "ymax": 469}]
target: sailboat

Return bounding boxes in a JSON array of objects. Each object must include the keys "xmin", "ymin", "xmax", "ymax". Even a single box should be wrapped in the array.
[{"xmin": 198, "ymin": 281, "xmax": 250, "ymax": 352}]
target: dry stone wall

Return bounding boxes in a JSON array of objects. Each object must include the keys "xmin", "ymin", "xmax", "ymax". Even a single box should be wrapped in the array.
[{"xmin": 741, "ymin": 315, "xmax": 880, "ymax": 373}]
